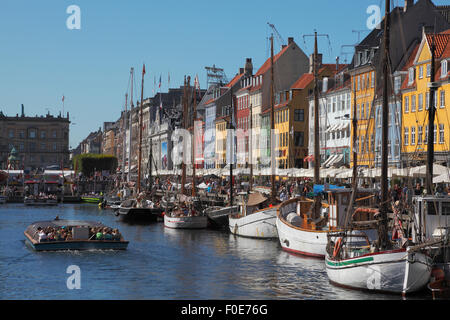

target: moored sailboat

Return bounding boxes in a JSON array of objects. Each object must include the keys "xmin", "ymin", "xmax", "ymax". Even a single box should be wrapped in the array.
[{"xmin": 324, "ymin": 1, "xmax": 432, "ymax": 295}]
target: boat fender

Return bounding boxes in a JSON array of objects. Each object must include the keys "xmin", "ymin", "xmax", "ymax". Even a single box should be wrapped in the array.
[{"xmin": 333, "ymin": 237, "xmax": 343, "ymax": 258}]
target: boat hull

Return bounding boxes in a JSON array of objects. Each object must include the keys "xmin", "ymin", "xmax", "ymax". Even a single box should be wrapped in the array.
[
  {"xmin": 117, "ymin": 207, "xmax": 163, "ymax": 223},
  {"xmin": 228, "ymin": 207, "xmax": 278, "ymax": 239},
  {"xmin": 325, "ymin": 249, "xmax": 432, "ymax": 294},
  {"xmin": 164, "ymin": 214, "xmax": 208, "ymax": 229},
  {"xmin": 81, "ymin": 197, "xmax": 103, "ymax": 204},
  {"xmin": 205, "ymin": 206, "xmax": 238, "ymax": 229},
  {"xmin": 276, "ymin": 214, "xmax": 328, "ymax": 258}
]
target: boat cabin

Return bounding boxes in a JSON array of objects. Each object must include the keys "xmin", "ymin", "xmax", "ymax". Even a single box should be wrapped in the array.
[{"xmin": 412, "ymin": 196, "xmax": 450, "ymax": 243}]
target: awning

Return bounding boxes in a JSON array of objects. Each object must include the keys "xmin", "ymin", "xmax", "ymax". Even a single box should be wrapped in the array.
[
  {"xmin": 328, "ymin": 154, "xmax": 344, "ymax": 167},
  {"xmin": 323, "ymin": 154, "xmax": 338, "ymax": 167}
]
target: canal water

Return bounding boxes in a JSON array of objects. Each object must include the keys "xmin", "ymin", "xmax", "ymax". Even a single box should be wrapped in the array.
[{"xmin": 0, "ymin": 203, "xmax": 429, "ymax": 300}]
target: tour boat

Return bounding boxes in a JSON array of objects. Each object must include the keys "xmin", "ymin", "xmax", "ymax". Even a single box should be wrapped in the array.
[
  {"xmin": 24, "ymin": 219, "xmax": 129, "ymax": 251},
  {"xmin": 24, "ymin": 195, "xmax": 58, "ymax": 206},
  {"xmin": 164, "ymin": 195, "xmax": 208, "ymax": 229},
  {"xmin": 81, "ymin": 195, "xmax": 103, "ymax": 204}
]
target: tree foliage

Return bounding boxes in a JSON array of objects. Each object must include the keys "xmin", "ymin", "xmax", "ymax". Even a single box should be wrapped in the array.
[{"xmin": 73, "ymin": 154, "xmax": 118, "ymax": 177}]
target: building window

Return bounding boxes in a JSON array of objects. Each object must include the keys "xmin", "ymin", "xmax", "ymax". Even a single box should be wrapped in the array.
[
  {"xmin": 425, "ymin": 126, "xmax": 428, "ymax": 142},
  {"xmin": 434, "ymin": 124, "xmax": 437, "ymax": 144},
  {"xmin": 426, "ymin": 92, "xmax": 430, "ymax": 110},
  {"xmin": 394, "ymin": 76, "xmax": 401, "ymax": 93},
  {"xmin": 411, "ymin": 95, "xmax": 416, "ymax": 112},
  {"xmin": 418, "ymin": 126, "xmax": 423, "ymax": 144},
  {"xmin": 40, "ymin": 131, "xmax": 46, "ymax": 139},
  {"xmin": 41, "ymin": 143, "xmax": 46, "ymax": 151},
  {"xmin": 371, "ymin": 71, "xmax": 375, "ymax": 88},
  {"xmin": 426, "ymin": 64, "xmax": 431, "ymax": 77},
  {"xmin": 19, "ymin": 142, "xmax": 24, "ymax": 151},
  {"xmin": 294, "ymin": 132, "xmax": 304, "ymax": 147},
  {"xmin": 419, "ymin": 65, "xmax": 423, "ymax": 79},
  {"xmin": 404, "ymin": 96, "xmax": 409, "ymax": 113},
  {"xmin": 411, "ymin": 126, "xmax": 416, "ymax": 145},
  {"xmin": 440, "ymin": 91, "xmax": 445, "ymax": 108},
  {"xmin": 8, "ymin": 129, "xmax": 14, "ymax": 138},
  {"xmin": 404, "ymin": 127, "xmax": 409, "ymax": 146},
  {"xmin": 418, "ymin": 93, "xmax": 423, "ymax": 111},
  {"xmin": 356, "ymin": 104, "xmax": 360, "ymax": 120},
  {"xmin": 408, "ymin": 68, "xmax": 414, "ymax": 84},
  {"xmin": 439, "ymin": 124, "xmax": 445, "ymax": 144},
  {"xmin": 442, "ymin": 60, "xmax": 448, "ymax": 78},
  {"xmin": 29, "ymin": 129, "xmax": 36, "ymax": 139}
]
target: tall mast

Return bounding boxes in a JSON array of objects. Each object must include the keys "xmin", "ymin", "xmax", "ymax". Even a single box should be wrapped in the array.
[
  {"xmin": 149, "ymin": 138, "xmax": 153, "ymax": 190},
  {"xmin": 122, "ymin": 93, "xmax": 128, "ymax": 186},
  {"xmin": 230, "ymin": 85, "xmax": 234, "ymax": 206},
  {"xmin": 137, "ymin": 64, "xmax": 145, "ymax": 194},
  {"xmin": 379, "ymin": 0, "xmax": 390, "ymax": 250},
  {"xmin": 313, "ymin": 31, "xmax": 321, "ymax": 220},
  {"xmin": 249, "ymin": 104, "xmax": 253, "ymax": 191},
  {"xmin": 192, "ymin": 76, "xmax": 197, "ymax": 198},
  {"xmin": 270, "ymin": 34, "xmax": 276, "ymax": 202},
  {"xmin": 181, "ymin": 76, "xmax": 187, "ymax": 195},
  {"xmin": 128, "ymin": 68, "xmax": 134, "ymax": 183},
  {"xmin": 426, "ymin": 34, "xmax": 436, "ymax": 194}
]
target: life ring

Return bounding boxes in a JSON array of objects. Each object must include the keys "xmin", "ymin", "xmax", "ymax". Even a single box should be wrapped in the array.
[{"xmin": 333, "ymin": 237, "xmax": 343, "ymax": 258}]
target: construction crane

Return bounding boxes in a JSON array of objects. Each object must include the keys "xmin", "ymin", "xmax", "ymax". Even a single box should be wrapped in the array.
[{"xmin": 267, "ymin": 22, "xmax": 286, "ymax": 47}]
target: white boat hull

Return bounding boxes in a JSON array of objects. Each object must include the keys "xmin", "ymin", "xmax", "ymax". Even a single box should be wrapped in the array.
[
  {"xmin": 228, "ymin": 207, "xmax": 278, "ymax": 239},
  {"xmin": 325, "ymin": 249, "xmax": 432, "ymax": 294},
  {"xmin": 164, "ymin": 214, "xmax": 208, "ymax": 229},
  {"xmin": 276, "ymin": 215, "xmax": 328, "ymax": 257}
]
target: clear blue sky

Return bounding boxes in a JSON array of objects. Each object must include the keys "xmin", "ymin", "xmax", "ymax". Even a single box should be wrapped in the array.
[{"xmin": 0, "ymin": 0, "xmax": 448, "ymax": 148}]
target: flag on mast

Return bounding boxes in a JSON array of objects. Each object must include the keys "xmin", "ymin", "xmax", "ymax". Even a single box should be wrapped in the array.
[
  {"xmin": 143, "ymin": 64, "xmax": 146, "ymax": 75},
  {"xmin": 159, "ymin": 75, "xmax": 161, "ymax": 89}
]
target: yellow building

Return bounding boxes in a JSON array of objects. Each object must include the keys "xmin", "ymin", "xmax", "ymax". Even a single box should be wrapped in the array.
[
  {"xmin": 349, "ymin": 66, "xmax": 376, "ymax": 168},
  {"xmin": 401, "ymin": 29, "xmax": 450, "ymax": 165},
  {"xmin": 215, "ymin": 118, "xmax": 228, "ymax": 168}
]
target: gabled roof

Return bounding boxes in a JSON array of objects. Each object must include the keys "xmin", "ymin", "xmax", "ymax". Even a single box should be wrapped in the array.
[
  {"xmin": 426, "ymin": 29, "xmax": 450, "ymax": 58},
  {"xmin": 225, "ymin": 73, "xmax": 244, "ymax": 88},
  {"xmin": 401, "ymin": 44, "xmax": 420, "ymax": 91},
  {"xmin": 254, "ymin": 44, "xmax": 291, "ymax": 77}
]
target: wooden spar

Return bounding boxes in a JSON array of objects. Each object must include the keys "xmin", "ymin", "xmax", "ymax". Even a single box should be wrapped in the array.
[
  {"xmin": 181, "ymin": 76, "xmax": 187, "ymax": 195},
  {"xmin": 249, "ymin": 103, "xmax": 253, "ymax": 192},
  {"xmin": 192, "ymin": 76, "xmax": 197, "ymax": 197},
  {"xmin": 122, "ymin": 93, "xmax": 128, "ymax": 185},
  {"xmin": 230, "ymin": 85, "xmax": 234, "ymax": 206},
  {"xmin": 270, "ymin": 34, "xmax": 276, "ymax": 202},
  {"xmin": 426, "ymin": 34, "xmax": 436, "ymax": 194},
  {"xmin": 313, "ymin": 31, "xmax": 321, "ymax": 220},
  {"xmin": 379, "ymin": 0, "xmax": 390, "ymax": 250},
  {"xmin": 344, "ymin": 75, "xmax": 359, "ymax": 228},
  {"xmin": 137, "ymin": 64, "xmax": 145, "ymax": 194},
  {"xmin": 128, "ymin": 68, "xmax": 134, "ymax": 183}
]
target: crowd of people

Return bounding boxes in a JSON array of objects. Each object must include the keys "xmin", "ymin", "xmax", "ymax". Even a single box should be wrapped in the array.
[{"xmin": 34, "ymin": 224, "xmax": 122, "ymax": 243}]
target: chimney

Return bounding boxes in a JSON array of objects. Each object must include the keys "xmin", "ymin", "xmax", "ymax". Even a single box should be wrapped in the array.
[
  {"xmin": 239, "ymin": 68, "xmax": 244, "ymax": 75},
  {"xmin": 288, "ymin": 37, "xmax": 294, "ymax": 45},
  {"xmin": 244, "ymin": 58, "xmax": 253, "ymax": 76},
  {"xmin": 336, "ymin": 56, "xmax": 340, "ymax": 72},
  {"xmin": 404, "ymin": 0, "xmax": 414, "ymax": 12},
  {"xmin": 21, "ymin": 104, "xmax": 24, "ymax": 117},
  {"xmin": 309, "ymin": 53, "xmax": 323, "ymax": 73}
]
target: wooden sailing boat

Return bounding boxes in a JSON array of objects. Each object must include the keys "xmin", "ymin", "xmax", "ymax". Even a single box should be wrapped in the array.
[
  {"xmin": 228, "ymin": 35, "xmax": 279, "ymax": 239},
  {"xmin": 324, "ymin": 0, "xmax": 432, "ymax": 295},
  {"xmin": 117, "ymin": 65, "xmax": 163, "ymax": 223},
  {"xmin": 164, "ymin": 75, "xmax": 208, "ymax": 229}
]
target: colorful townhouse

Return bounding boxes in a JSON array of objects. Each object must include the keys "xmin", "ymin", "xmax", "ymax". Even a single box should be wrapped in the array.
[
  {"xmin": 350, "ymin": 0, "xmax": 449, "ymax": 169},
  {"xmin": 254, "ymin": 37, "xmax": 309, "ymax": 169},
  {"xmin": 401, "ymin": 29, "xmax": 450, "ymax": 166},
  {"xmin": 307, "ymin": 67, "xmax": 352, "ymax": 168}
]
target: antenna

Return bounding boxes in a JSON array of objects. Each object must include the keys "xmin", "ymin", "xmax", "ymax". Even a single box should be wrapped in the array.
[
  {"xmin": 267, "ymin": 22, "xmax": 286, "ymax": 47},
  {"xmin": 204, "ymin": 65, "xmax": 228, "ymax": 88}
]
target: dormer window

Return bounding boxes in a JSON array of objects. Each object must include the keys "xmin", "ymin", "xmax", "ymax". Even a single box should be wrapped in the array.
[
  {"xmin": 408, "ymin": 67, "xmax": 414, "ymax": 85},
  {"xmin": 355, "ymin": 52, "xmax": 360, "ymax": 66},
  {"xmin": 442, "ymin": 60, "xmax": 448, "ymax": 78}
]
